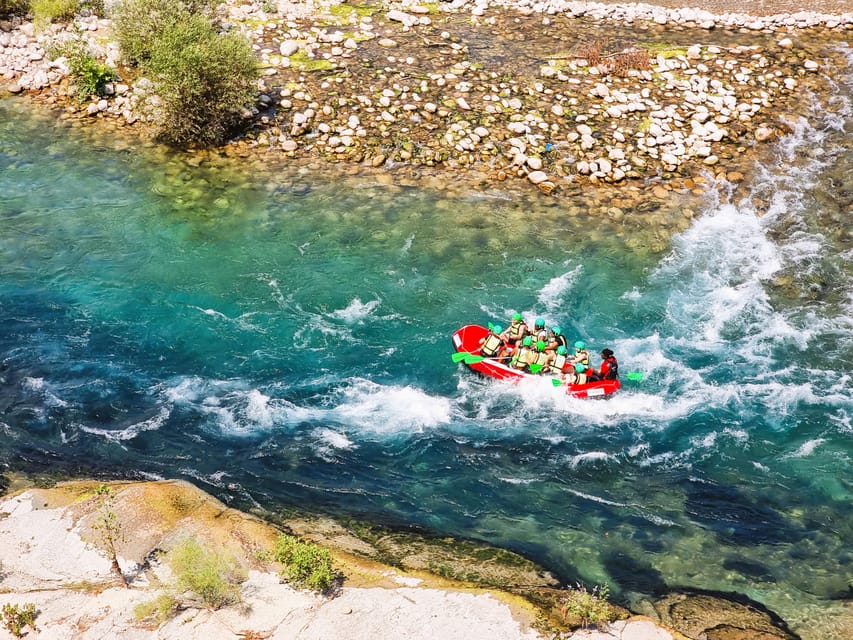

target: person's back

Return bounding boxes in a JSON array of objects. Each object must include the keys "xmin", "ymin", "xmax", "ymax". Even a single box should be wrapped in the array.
[
  {"xmin": 570, "ymin": 340, "xmax": 590, "ymax": 368},
  {"xmin": 549, "ymin": 345, "xmax": 569, "ymax": 375},
  {"xmin": 479, "ymin": 325, "xmax": 505, "ymax": 357},
  {"xmin": 511, "ymin": 336, "xmax": 534, "ymax": 370},
  {"xmin": 546, "ymin": 326, "xmax": 568, "ymax": 353}
]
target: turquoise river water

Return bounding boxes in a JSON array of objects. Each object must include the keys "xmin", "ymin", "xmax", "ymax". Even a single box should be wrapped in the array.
[{"xmin": 1, "ymin": 51, "xmax": 851, "ymax": 639}]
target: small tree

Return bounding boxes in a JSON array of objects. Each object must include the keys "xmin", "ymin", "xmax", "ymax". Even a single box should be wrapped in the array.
[{"xmin": 91, "ymin": 485, "xmax": 128, "ymax": 588}]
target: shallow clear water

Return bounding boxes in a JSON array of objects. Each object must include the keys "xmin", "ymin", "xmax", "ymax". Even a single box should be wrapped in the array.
[{"xmin": 1, "ymin": 49, "xmax": 852, "ymax": 638}]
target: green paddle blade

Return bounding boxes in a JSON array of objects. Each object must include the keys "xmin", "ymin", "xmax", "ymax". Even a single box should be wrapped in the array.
[
  {"xmin": 451, "ymin": 351, "xmax": 470, "ymax": 363},
  {"xmin": 463, "ymin": 355, "xmax": 486, "ymax": 364},
  {"xmin": 529, "ymin": 363, "xmax": 543, "ymax": 374},
  {"xmin": 626, "ymin": 372, "xmax": 644, "ymax": 381},
  {"xmin": 552, "ymin": 378, "xmax": 563, "ymax": 387},
  {"xmin": 487, "ymin": 322, "xmax": 495, "ymax": 331}
]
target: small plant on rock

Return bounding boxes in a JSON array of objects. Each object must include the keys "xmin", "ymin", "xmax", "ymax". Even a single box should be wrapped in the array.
[
  {"xmin": 559, "ymin": 583, "xmax": 615, "ymax": 630},
  {"xmin": 49, "ymin": 34, "xmax": 117, "ymax": 102},
  {"xmin": 170, "ymin": 537, "xmax": 246, "ymax": 610},
  {"xmin": 133, "ymin": 593, "xmax": 179, "ymax": 625},
  {"xmin": 2, "ymin": 603, "xmax": 38, "ymax": 638},
  {"xmin": 273, "ymin": 533, "xmax": 336, "ymax": 593}
]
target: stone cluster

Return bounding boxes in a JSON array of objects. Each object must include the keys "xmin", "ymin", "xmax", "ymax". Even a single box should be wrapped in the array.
[{"xmin": 1, "ymin": 1, "xmax": 849, "ymax": 194}]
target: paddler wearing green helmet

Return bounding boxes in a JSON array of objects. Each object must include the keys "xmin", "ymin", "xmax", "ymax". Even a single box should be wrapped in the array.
[
  {"xmin": 571, "ymin": 339, "xmax": 590, "ymax": 368},
  {"xmin": 501, "ymin": 312, "xmax": 528, "ymax": 346}
]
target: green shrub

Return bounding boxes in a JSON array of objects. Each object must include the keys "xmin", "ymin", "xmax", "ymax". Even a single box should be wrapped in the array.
[
  {"xmin": 559, "ymin": 583, "xmax": 615, "ymax": 629},
  {"xmin": 143, "ymin": 15, "xmax": 258, "ymax": 146},
  {"xmin": 169, "ymin": 538, "xmax": 246, "ymax": 610},
  {"xmin": 2, "ymin": 603, "xmax": 38, "ymax": 638},
  {"xmin": 31, "ymin": 0, "xmax": 78, "ymax": 26},
  {"xmin": 133, "ymin": 593, "xmax": 179, "ymax": 624},
  {"xmin": 0, "ymin": 0, "xmax": 30, "ymax": 17},
  {"xmin": 49, "ymin": 35, "xmax": 117, "ymax": 101},
  {"xmin": 109, "ymin": 0, "xmax": 215, "ymax": 66},
  {"xmin": 273, "ymin": 534, "xmax": 335, "ymax": 592}
]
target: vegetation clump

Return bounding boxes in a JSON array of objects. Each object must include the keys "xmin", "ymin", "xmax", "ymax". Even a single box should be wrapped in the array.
[
  {"xmin": 133, "ymin": 593, "xmax": 179, "ymax": 625},
  {"xmin": 110, "ymin": 0, "xmax": 258, "ymax": 147},
  {"xmin": 0, "ymin": 0, "xmax": 29, "ymax": 17},
  {"xmin": 169, "ymin": 537, "xmax": 246, "ymax": 610},
  {"xmin": 48, "ymin": 34, "xmax": 117, "ymax": 102},
  {"xmin": 559, "ymin": 583, "xmax": 616, "ymax": 630},
  {"xmin": 2, "ymin": 603, "xmax": 38, "ymax": 638},
  {"xmin": 273, "ymin": 533, "xmax": 336, "ymax": 593}
]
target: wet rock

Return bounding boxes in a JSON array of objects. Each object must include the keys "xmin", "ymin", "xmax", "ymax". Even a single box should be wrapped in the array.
[{"xmin": 651, "ymin": 591, "xmax": 800, "ymax": 640}]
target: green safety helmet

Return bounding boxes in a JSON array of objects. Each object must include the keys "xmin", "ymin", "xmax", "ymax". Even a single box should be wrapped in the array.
[
  {"xmin": 536, "ymin": 340, "xmax": 547, "ymax": 351},
  {"xmin": 492, "ymin": 325, "xmax": 503, "ymax": 334},
  {"xmin": 574, "ymin": 340, "xmax": 586, "ymax": 350},
  {"xmin": 557, "ymin": 346, "xmax": 567, "ymax": 355},
  {"xmin": 574, "ymin": 363, "xmax": 586, "ymax": 373},
  {"xmin": 552, "ymin": 326, "xmax": 561, "ymax": 336},
  {"xmin": 522, "ymin": 336, "xmax": 533, "ymax": 347},
  {"xmin": 512, "ymin": 313, "xmax": 523, "ymax": 321},
  {"xmin": 535, "ymin": 317, "xmax": 545, "ymax": 327}
]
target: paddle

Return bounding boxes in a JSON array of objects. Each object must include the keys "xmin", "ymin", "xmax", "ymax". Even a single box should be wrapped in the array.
[
  {"xmin": 528, "ymin": 363, "xmax": 544, "ymax": 374},
  {"xmin": 451, "ymin": 351, "xmax": 476, "ymax": 363},
  {"xmin": 626, "ymin": 372, "xmax": 644, "ymax": 381}
]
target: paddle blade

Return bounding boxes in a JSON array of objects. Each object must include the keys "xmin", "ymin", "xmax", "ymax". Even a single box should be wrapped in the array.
[
  {"xmin": 487, "ymin": 322, "xmax": 495, "ymax": 331},
  {"xmin": 626, "ymin": 372, "xmax": 643, "ymax": 381},
  {"xmin": 463, "ymin": 355, "xmax": 486, "ymax": 364},
  {"xmin": 451, "ymin": 351, "xmax": 470, "ymax": 363},
  {"xmin": 529, "ymin": 363, "xmax": 543, "ymax": 374},
  {"xmin": 551, "ymin": 378, "xmax": 563, "ymax": 387}
]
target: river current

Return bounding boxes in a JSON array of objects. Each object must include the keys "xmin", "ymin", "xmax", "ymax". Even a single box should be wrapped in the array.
[{"xmin": 1, "ymin": 48, "xmax": 851, "ymax": 639}]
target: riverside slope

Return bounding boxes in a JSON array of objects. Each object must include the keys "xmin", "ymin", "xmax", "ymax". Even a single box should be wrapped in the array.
[{"xmin": 0, "ymin": 480, "xmax": 680, "ymax": 640}]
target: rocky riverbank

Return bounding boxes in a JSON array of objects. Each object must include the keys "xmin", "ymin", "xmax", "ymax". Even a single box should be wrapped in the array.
[
  {"xmin": 0, "ymin": 478, "xmax": 808, "ymax": 639},
  {"xmin": 1, "ymin": 0, "xmax": 851, "ymax": 197}
]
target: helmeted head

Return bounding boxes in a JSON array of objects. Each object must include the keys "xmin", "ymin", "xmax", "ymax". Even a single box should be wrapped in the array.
[
  {"xmin": 601, "ymin": 348, "xmax": 614, "ymax": 358},
  {"xmin": 512, "ymin": 313, "xmax": 523, "ymax": 322},
  {"xmin": 536, "ymin": 340, "xmax": 547, "ymax": 352},
  {"xmin": 574, "ymin": 340, "xmax": 586, "ymax": 350},
  {"xmin": 522, "ymin": 336, "xmax": 533, "ymax": 347},
  {"xmin": 535, "ymin": 317, "xmax": 545, "ymax": 329},
  {"xmin": 557, "ymin": 346, "xmax": 567, "ymax": 356},
  {"xmin": 574, "ymin": 363, "xmax": 586, "ymax": 373},
  {"xmin": 493, "ymin": 325, "xmax": 503, "ymax": 335},
  {"xmin": 551, "ymin": 326, "xmax": 561, "ymax": 336}
]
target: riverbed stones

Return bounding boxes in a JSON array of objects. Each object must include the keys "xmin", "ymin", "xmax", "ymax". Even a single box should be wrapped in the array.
[{"xmin": 3, "ymin": 0, "xmax": 850, "ymax": 199}]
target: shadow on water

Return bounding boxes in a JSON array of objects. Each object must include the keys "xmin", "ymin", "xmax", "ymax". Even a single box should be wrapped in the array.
[{"xmin": 683, "ymin": 479, "xmax": 804, "ymax": 546}]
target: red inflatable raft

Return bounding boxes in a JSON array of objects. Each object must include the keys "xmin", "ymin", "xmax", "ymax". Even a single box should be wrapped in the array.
[{"xmin": 451, "ymin": 324, "xmax": 621, "ymax": 399}]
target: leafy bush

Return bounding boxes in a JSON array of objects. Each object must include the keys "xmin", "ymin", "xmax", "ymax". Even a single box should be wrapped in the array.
[
  {"xmin": 0, "ymin": 0, "xmax": 29, "ymax": 17},
  {"xmin": 169, "ymin": 538, "xmax": 246, "ymax": 610},
  {"xmin": 31, "ymin": 0, "xmax": 78, "ymax": 26},
  {"xmin": 110, "ymin": 0, "xmax": 258, "ymax": 147},
  {"xmin": 109, "ymin": 0, "xmax": 215, "ymax": 66},
  {"xmin": 273, "ymin": 534, "xmax": 335, "ymax": 592},
  {"xmin": 143, "ymin": 15, "xmax": 258, "ymax": 146},
  {"xmin": 133, "ymin": 593, "xmax": 179, "ymax": 624},
  {"xmin": 559, "ymin": 583, "xmax": 615, "ymax": 629},
  {"xmin": 2, "ymin": 603, "xmax": 38, "ymax": 638},
  {"xmin": 49, "ymin": 35, "xmax": 117, "ymax": 101}
]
